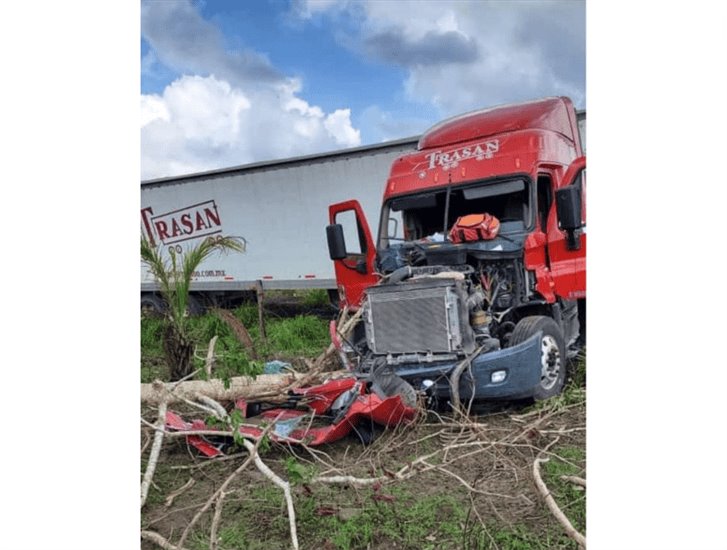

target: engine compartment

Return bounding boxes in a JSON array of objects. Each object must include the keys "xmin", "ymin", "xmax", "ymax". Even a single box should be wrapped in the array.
[{"xmin": 348, "ymin": 241, "xmax": 544, "ymax": 376}]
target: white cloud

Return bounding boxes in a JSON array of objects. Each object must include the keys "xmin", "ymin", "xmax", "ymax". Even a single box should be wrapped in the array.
[
  {"xmin": 295, "ymin": 0, "xmax": 585, "ymax": 115},
  {"xmin": 140, "ymin": 94, "xmax": 169, "ymax": 127},
  {"xmin": 141, "ymin": 1, "xmax": 361, "ymax": 180},
  {"xmin": 324, "ymin": 109, "xmax": 361, "ymax": 147},
  {"xmin": 292, "ymin": 0, "xmax": 350, "ymax": 20},
  {"xmin": 141, "ymin": 74, "xmax": 361, "ymax": 180}
]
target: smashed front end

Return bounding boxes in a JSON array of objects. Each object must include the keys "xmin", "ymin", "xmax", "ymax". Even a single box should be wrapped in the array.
[{"xmin": 349, "ymin": 258, "xmax": 546, "ymax": 408}]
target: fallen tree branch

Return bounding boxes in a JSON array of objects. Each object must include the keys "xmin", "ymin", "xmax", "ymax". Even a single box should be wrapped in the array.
[
  {"xmin": 561, "ymin": 475, "xmax": 586, "ymax": 488},
  {"xmin": 196, "ymin": 394, "xmax": 228, "ymax": 419},
  {"xmin": 141, "ymin": 428, "xmax": 152, "ymax": 456},
  {"xmin": 312, "ymin": 307, "xmax": 361, "ymax": 370},
  {"xmin": 141, "ymin": 370, "xmax": 349, "ymax": 405},
  {"xmin": 170, "ymin": 452, "xmax": 248, "ymax": 470},
  {"xmin": 209, "ymin": 490, "xmax": 226, "ymax": 550},
  {"xmin": 242, "ymin": 438, "xmax": 299, "ymax": 550},
  {"xmin": 422, "ymin": 461, "xmax": 518, "ymax": 499},
  {"xmin": 175, "ymin": 403, "xmax": 296, "ymax": 550},
  {"xmin": 449, "ymin": 346, "xmax": 483, "ymax": 418},
  {"xmin": 164, "ymin": 478, "xmax": 195, "ymax": 508},
  {"xmin": 141, "ymin": 530, "xmax": 191, "ymax": 550},
  {"xmin": 533, "ymin": 454, "xmax": 586, "ymax": 548},
  {"xmin": 141, "ymin": 373, "xmax": 296, "ymax": 405},
  {"xmin": 141, "ymin": 384, "xmax": 168, "ymax": 509},
  {"xmin": 205, "ymin": 335, "xmax": 218, "ymax": 378},
  {"xmin": 176, "ymin": 436, "xmax": 259, "ymax": 548}
]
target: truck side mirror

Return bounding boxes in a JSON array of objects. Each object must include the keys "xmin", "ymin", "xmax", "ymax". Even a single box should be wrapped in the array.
[
  {"xmin": 326, "ymin": 224, "xmax": 347, "ymax": 260},
  {"xmin": 556, "ymin": 186, "xmax": 582, "ymax": 230},
  {"xmin": 555, "ymin": 186, "xmax": 583, "ymax": 250}
]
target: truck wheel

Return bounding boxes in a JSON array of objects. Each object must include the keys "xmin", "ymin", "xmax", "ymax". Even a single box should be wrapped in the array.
[
  {"xmin": 187, "ymin": 294, "xmax": 206, "ymax": 316},
  {"xmin": 141, "ymin": 294, "xmax": 165, "ymax": 317},
  {"xmin": 509, "ymin": 316, "xmax": 566, "ymax": 400}
]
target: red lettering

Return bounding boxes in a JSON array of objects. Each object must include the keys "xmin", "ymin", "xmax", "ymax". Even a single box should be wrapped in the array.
[
  {"xmin": 180, "ymin": 213, "xmax": 194, "ymax": 234},
  {"xmin": 154, "ymin": 220, "xmax": 170, "ymax": 240},
  {"xmin": 141, "ymin": 207, "xmax": 156, "ymax": 246},
  {"xmin": 171, "ymin": 218, "xmax": 183, "ymax": 237},
  {"xmin": 204, "ymin": 207, "xmax": 221, "ymax": 227},
  {"xmin": 195, "ymin": 211, "xmax": 209, "ymax": 231}
]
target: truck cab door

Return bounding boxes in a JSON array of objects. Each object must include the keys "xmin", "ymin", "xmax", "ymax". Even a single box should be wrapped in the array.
[
  {"xmin": 549, "ymin": 157, "xmax": 586, "ymax": 301},
  {"xmin": 327, "ymin": 200, "xmax": 379, "ymax": 309}
]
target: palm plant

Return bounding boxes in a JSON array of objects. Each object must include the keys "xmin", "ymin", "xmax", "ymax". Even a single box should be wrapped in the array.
[{"xmin": 141, "ymin": 235, "xmax": 246, "ymax": 380}]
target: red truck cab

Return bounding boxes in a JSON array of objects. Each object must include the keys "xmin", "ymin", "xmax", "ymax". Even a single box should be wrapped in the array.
[{"xmin": 327, "ymin": 97, "xmax": 585, "ymax": 404}]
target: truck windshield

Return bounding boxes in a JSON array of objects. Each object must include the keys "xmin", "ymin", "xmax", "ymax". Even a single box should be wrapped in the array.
[{"xmin": 379, "ymin": 178, "xmax": 531, "ymax": 248}]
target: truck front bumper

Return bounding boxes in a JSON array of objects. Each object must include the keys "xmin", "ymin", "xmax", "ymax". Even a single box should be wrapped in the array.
[{"xmin": 393, "ymin": 332, "xmax": 542, "ymax": 402}]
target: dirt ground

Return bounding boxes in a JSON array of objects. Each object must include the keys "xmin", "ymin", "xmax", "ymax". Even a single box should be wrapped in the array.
[{"xmin": 141, "ymin": 389, "xmax": 585, "ymax": 550}]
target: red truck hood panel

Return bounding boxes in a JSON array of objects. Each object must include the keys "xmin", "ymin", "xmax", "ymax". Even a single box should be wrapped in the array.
[{"xmin": 165, "ymin": 376, "xmax": 418, "ymax": 457}]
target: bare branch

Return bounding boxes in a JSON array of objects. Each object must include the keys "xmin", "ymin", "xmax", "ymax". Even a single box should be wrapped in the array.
[
  {"xmin": 176, "ymin": 441, "xmax": 257, "ymax": 549},
  {"xmin": 141, "ymin": 530, "xmax": 192, "ymax": 550},
  {"xmin": 209, "ymin": 490, "xmax": 226, "ymax": 550},
  {"xmin": 242, "ymin": 438, "xmax": 299, "ymax": 550},
  {"xmin": 141, "ymin": 386, "xmax": 168, "ymax": 509},
  {"xmin": 561, "ymin": 475, "xmax": 586, "ymax": 488},
  {"xmin": 533, "ymin": 450, "xmax": 586, "ymax": 548},
  {"xmin": 205, "ymin": 335, "xmax": 218, "ymax": 377},
  {"xmin": 164, "ymin": 479, "xmax": 196, "ymax": 508}
]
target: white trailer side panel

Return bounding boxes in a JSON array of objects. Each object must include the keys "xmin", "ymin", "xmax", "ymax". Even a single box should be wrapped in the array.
[{"xmin": 141, "ymin": 140, "xmax": 417, "ymax": 291}]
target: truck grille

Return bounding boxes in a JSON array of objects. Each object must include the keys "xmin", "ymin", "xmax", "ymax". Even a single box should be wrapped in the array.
[{"xmin": 363, "ymin": 280, "xmax": 464, "ymax": 355}]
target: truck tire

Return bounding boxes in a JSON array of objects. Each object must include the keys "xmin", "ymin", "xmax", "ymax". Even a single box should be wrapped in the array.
[
  {"xmin": 141, "ymin": 294, "xmax": 165, "ymax": 317},
  {"xmin": 187, "ymin": 294, "xmax": 206, "ymax": 316},
  {"xmin": 509, "ymin": 316, "xmax": 566, "ymax": 400}
]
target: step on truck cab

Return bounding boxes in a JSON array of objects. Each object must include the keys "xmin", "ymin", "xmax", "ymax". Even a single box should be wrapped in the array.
[{"xmin": 326, "ymin": 97, "xmax": 586, "ymax": 405}]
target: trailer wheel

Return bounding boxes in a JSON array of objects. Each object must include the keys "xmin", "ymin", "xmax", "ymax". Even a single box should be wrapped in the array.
[
  {"xmin": 141, "ymin": 294, "xmax": 166, "ymax": 317},
  {"xmin": 187, "ymin": 294, "xmax": 206, "ymax": 316},
  {"xmin": 509, "ymin": 316, "xmax": 566, "ymax": 400}
]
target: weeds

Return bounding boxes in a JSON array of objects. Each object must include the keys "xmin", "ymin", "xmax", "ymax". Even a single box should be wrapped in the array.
[
  {"xmin": 265, "ymin": 315, "xmax": 329, "ymax": 357},
  {"xmin": 301, "ymin": 289, "xmax": 330, "ymax": 307},
  {"xmin": 541, "ymin": 445, "xmax": 586, "ymax": 534},
  {"xmin": 141, "ymin": 308, "xmax": 329, "ymax": 382}
]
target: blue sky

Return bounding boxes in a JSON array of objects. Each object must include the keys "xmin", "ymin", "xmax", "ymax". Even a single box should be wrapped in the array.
[{"xmin": 141, "ymin": 0, "xmax": 585, "ymax": 180}]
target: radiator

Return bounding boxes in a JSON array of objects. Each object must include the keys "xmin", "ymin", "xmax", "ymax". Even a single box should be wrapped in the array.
[{"xmin": 363, "ymin": 279, "xmax": 466, "ymax": 355}]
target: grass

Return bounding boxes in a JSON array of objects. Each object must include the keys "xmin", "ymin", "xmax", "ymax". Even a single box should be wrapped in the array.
[
  {"xmin": 140, "ymin": 304, "xmax": 330, "ymax": 383},
  {"xmin": 541, "ymin": 445, "xmax": 586, "ymax": 535},
  {"xmin": 141, "ymin": 302, "xmax": 586, "ymax": 550},
  {"xmin": 178, "ymin": 482, "xmax": 582, "ymax": 550}
]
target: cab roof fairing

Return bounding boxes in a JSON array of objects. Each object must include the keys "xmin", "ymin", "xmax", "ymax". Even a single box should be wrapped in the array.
[
  {"xmin": 382, "ymin": 127, "xmax": 578, "ymax": 201},
  {"xmin": 416, "ymin": 96, "xmax": 580, "ymax": 153}
]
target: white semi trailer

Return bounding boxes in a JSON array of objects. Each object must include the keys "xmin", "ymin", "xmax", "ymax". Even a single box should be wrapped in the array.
[
  {"xmin": 141, "ymin": 110, "xmax": 584, "ymax": 312},
  {"xmin": 141, "ymin": 137, "xmax": 419, "ymax": 311}
]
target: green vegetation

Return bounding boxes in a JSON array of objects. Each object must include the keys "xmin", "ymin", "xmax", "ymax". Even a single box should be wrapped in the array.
[
  {"xmin": 141, "ymin": 304, "xmax": 329, "ymax": 383},
  {"xmin": 301, "ymin": 288, "xmax": 331, "ymax": 307},
  {"xmin": 177, "ymin": 482, "xmax": 580, "ymax": 550},
  {"xmin": 141, "ymin": 235, "xmax": 245, "ymax": 380},
  {"xmin": 541, "ymin": 445, "xmax": 586, "ymax": 535},
  {"xmin": 141, "ymin": 294, "xmax": 586, "ymax": 550}
]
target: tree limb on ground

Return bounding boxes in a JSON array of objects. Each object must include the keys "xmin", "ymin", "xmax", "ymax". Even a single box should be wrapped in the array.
[
  {"xmin": 205, "ymin": 335, "xmax": 218, "ymax": 377},
  {"xmin": 141, "ymin": 530, "xmax": 191, "ymax": 550},
  {"xmin": 141, "ymin": 370, "xmax": 347, "ymax": 405},
  {"xmin": 533, "ymin": 455, "xmax": 586, "ymax": 548},
  {"xmin": 141, "ymin": 385, "xmax": 168, "ymax": 508},
  {"xmin": 560, "ymin": 475, "xmax": 586, "ymax": 488}
]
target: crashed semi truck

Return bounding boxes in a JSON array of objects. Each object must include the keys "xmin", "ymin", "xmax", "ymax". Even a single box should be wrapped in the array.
[
  {"xmin": 325, "ymin": 97, "xmax": 586, "ymax": 404},
  {"xmin": 141, "ymin": 106, "xmax": 584, "ymax": 320}
]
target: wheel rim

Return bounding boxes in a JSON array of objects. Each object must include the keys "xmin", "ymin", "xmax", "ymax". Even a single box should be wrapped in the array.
[{"xmin": 540, "ymin": 335, "xmax": 562, "ymax": 390}]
